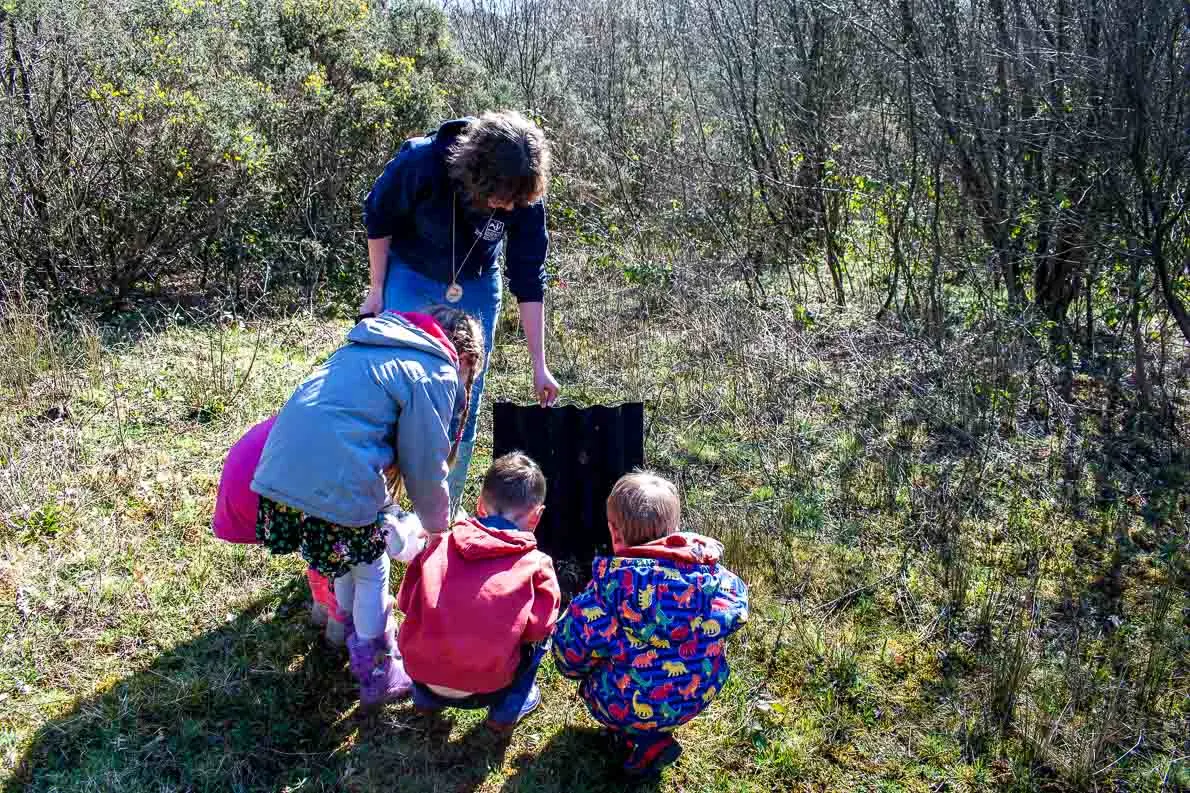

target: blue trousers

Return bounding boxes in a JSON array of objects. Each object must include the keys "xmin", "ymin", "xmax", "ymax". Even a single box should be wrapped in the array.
[
  {"xmin": 382, "ymin": 261, "xmax": 501, "ymax": 509},
  {"xmin": 410, "ymin": 640, "xmax": 548, "ymax": 724}
]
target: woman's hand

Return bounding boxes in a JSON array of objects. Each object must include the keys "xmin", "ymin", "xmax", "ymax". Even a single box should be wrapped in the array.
[
  {"xmin": 518, "ymin": 301, "xmax": 560, "ymax": 407},
  {"xmin": 358, "ymin": 289, "xmax": 383, "ymax": 319},
  {"xmin": 360, "ymin": 237, "xmax": 391, "ymax": 319},
  {"xmin": 534, "ymin": 363, "xmax": 560, "ymax": 407}
]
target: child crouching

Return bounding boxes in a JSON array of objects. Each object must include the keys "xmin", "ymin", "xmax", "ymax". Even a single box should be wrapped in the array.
[
  {"xmin": 553, "ymin": 473, "xmax": 749, "ymax": 779},
  {"xmin": 397, "ymin": 453, "xmax": 561, "ymax": 733}
]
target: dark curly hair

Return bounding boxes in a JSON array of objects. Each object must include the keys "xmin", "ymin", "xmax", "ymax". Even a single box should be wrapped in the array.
[{"xmin": 446, "ymin": 110, "xmax": 551, "ymax": 208}]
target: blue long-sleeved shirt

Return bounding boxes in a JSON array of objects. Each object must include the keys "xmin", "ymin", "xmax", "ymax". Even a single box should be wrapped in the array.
[{"xmin": 363, "ymin": 118, "xmax": 549, "ymax": 303}]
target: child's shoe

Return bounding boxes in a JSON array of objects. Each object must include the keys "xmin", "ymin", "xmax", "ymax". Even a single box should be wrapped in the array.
[
  {"xmin": 622, "ymin": 734, "xmax": 682, "ymax": 780},
  {"xmin": 307, "ymin": 569, "xmax": 349, "ymax": 646},
  {"xmin": 484, "ymin": 683, "xmax": 541, "ymax": 735},
  {"xmin": 309, "ymin": 599, "xmax": 350, "ymax": 645},
  {"xmin": 347, "ymin": 630, "xmax": 412, "ymax": 708},
  {"xmin": 324, "ymin": 614, "xmax": 349, "ymax": 646}
]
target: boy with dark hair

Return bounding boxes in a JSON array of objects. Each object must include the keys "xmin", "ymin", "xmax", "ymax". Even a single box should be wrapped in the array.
[{"xmin": 397, "ymin": 452, "xmax": 560, "ymax": 733}]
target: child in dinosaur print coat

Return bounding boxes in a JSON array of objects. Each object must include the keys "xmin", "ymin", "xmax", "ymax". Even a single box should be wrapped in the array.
[{"xmin": 553, "ymin": 473, "xmax": 749, "ymax": 779}]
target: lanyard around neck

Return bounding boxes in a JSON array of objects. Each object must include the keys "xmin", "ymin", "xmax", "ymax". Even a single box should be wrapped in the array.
[{"xmin": 450, "ymin": 193, "xmax": 496, "ymax": 288}]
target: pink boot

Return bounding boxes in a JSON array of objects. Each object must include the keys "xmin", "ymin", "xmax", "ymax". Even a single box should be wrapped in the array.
[
  {"xmin": 347, "ymin": 629, "xmax": 412, "ymax": 708},
  {"xmin": 306, "ymin": 569, "xmax": 349, "ymax": 646}
]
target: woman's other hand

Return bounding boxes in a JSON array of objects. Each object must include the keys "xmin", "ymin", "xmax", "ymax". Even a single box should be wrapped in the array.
[{"xmin": 358, "ymin": 289, "xmax": 383, "ymax": 319}]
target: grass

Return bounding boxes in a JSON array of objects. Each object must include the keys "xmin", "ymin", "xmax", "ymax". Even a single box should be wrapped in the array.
[{"xmin": 0, "ymin": 261, "xmax": 1186, "ymax": 792}]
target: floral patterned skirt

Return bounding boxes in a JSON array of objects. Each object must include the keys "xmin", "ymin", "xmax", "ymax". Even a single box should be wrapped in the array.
[{"xmin": 255, "ymin": 497, "xmax": 386, "ymax": 578}]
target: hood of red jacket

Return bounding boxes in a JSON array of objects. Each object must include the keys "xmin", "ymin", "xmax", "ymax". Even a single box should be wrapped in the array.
[
  {"xmin": 449, "ymin": 516, "xmax": 538, "ymax": 561},
  {"xmin": 615, "ymin": 531, "xmax": 723, "ymax": 565}
]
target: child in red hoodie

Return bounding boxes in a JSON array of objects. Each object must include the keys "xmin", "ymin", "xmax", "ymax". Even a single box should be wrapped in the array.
[{"xmin": 397, "ymin": 452, "xmax": 561, "ymax": 733}]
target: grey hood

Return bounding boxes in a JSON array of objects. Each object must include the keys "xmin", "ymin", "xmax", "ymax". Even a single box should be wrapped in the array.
[
  {"xmin": 251, "ymin": 313, "xmax": 460, "ymax": 530},
  {"xmin": 346, "ymin": 313, "xmax": 457, "ymax": 363}
]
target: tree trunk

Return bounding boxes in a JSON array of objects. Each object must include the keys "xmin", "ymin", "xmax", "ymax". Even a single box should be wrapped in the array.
[{"xmin": 1130, "ymin": 255, "xmax": 1151, "ymax": 408}]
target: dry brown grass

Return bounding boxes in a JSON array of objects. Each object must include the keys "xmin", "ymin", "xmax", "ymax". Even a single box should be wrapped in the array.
[{"xmin": 1, "ymin": 259, "xmax": 1187, "ymax": 791}]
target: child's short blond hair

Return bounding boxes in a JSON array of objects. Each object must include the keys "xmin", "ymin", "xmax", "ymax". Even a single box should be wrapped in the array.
[
  {"xmin": 482, "ymin": 452, "xmax": 547, "ymax": 515},
  {"xmin": 607, "ymin": 472, "xmax": 680, "ymax": 547}
]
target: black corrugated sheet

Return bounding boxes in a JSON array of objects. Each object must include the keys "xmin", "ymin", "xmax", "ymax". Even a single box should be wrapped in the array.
[{"xmin": 492, "ymin": 402, "xmax": 645, "ymax": 581}]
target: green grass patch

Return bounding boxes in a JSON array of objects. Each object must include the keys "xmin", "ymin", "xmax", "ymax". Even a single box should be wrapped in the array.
[{"xmin": 1, "ymin": 274, "xmax": 1186, "ymax": 791}]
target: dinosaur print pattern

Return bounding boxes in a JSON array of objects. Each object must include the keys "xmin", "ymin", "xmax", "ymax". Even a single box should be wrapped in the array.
[
  {"xmin": 678, "ymin": 674, "xmax": 702, "ymax": 698},
  {"xmin": 661, "ymin": 660, "xmax": 689, "ymax": 677},
  {"xmin": 632, "ymin": 691, "xmax": 654, "ymax": 720},
  {"xmin": 553, "ymin": 550, "xmax": 750, "ymax": 734},
  {"xmin": 650, "ymin": 681, "xmax": 676, "ymax": 701}
]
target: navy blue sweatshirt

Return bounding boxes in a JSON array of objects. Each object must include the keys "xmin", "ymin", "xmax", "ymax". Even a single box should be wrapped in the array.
[{"xmin": 363, "ymin": 118, "xmax": 549, "ymax": 303}]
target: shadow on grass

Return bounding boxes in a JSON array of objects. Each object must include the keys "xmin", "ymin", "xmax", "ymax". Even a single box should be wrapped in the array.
[
  {"xmin": 500, "ymin": 726, "xmax": 661, "ymax": 793},
  {"xmin": 4, "ymin": 578, "xmax": 577, "ymax": 793}
]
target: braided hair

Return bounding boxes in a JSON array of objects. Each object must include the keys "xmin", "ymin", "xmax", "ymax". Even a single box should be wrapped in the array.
[{"xmin": 427, "ymin": 305, "xmax": 485, "ymax": 466}]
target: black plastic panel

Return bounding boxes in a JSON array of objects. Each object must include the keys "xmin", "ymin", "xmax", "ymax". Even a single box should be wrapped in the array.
[{"xmin": 492, "ymin": 402, "xmax": 645, "ymax": 575}]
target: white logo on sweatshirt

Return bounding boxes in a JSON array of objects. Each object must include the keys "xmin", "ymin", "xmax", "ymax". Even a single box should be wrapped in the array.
[{"xmin": 481, "ymin": 219, "xmax": 506, "ymax": 242}]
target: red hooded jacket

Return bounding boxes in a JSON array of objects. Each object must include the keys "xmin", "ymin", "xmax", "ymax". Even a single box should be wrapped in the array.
[{"xmin": 397, "ymin": 515, "xmax": 561, "ymax": 693}]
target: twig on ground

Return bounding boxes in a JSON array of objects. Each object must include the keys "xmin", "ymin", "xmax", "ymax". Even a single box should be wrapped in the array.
[
  {"xmin": 808, "ymin": 572, "xmax": 898, "ymax": 618},
  {"xmin": 1095, "ymin": 733, "xmax": 1144, "ymax": 776}
]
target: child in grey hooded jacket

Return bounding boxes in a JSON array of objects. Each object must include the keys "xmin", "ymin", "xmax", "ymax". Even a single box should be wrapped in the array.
[{"xmin": 251, "ymin": 307, "xmax": 483, "ymax": 707}]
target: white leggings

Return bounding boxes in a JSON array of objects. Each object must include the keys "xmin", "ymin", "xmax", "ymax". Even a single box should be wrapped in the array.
[{"xmin": 333, "ymin": 554, "xmax": 390, "ymax": 640}]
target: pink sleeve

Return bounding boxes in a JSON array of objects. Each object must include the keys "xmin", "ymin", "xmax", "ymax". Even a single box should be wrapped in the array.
[{"xmin": 212, "ymin": 416, "xmax": 276, "ymax": 544}]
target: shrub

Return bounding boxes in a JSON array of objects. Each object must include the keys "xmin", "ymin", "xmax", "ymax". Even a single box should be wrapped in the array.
[{"xmin": 0, "ymin": 0, "xmax": 465, "ymax": 310}]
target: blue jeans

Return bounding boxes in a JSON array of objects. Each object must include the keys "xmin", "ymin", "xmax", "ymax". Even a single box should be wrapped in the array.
[
  {"xmin": 410, "ymin": 640, "xmax": 548, "ymax": 724},
  {"xmin": 382, "ymin": 260, "xmax": 501, "ymax": 509}
]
